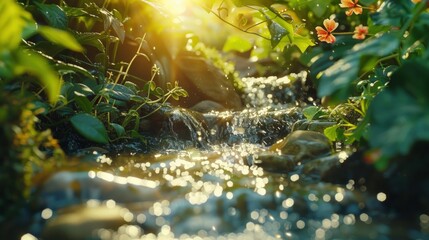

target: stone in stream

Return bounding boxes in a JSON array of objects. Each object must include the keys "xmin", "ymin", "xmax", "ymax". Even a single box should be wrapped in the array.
[
  {"xmin": 40, "ymin": 171, "xmax": 161, "ymax": 209},
  {"xmin": 292, "ymin": 119, "xmax": 336, "ymax": 133},
  {"xmin": 42, "ymin": 204, "xmax": 129, "ymax": 240},
  {"xmin": 253, "ymin": 130, "xmax": 333, "ymax": 172}
]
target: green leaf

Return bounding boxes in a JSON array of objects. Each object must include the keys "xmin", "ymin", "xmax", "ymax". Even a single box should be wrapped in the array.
[
  {"xmin": 232, "ymin": 0, "xmax": 271, "ymax": 7},
  {"xmin": 34, "ymin": 2, "xmax": 68, "ymax": 29},
  {"xmin": 370, "ymin": 0, "xmax": 413, "ymax": 27},
  {"xmin": 324, "ymin": 125, "xmax": 339, "ymax": 142},
  {"xmin": 0, "ymin": 0, "xmax": 33, "ymax": 51},
  {"xmin": 15, "ymin": 50, "xmax": 61, "ymax": 103},
  {"xmin": 106, "ymin": 83, "xmax": 136, "ymax": 101},
  {"xmin": 318, "ymin": 34, "xmax": 399, "ymax": 100},
  {"xmin": 260, "ymin": 8, "xmax": 294, "ymax": 48},
  {"xmin": 75, "ymin": 95, "xmax": 93, "ymax": 113},
  {"xmin": 223, "ymin": 35, "xmax": 253, "ymax": 53},
  {"xmin": 38, "ymin": 26, "xmax": 83, "ymax": 52},
  {"xmin": 307, "ymin": 0, "xmax": 331, "ymax": 18},
  {"xmin": 302, "ymin": 106, "xmax": 320, "ymax": 120},
  {"xmin": 293, "ymin": 34, "xmax": 315, "ymax": 53},
  {"xmin": 109, "ymin": 123, "xmax": 125, "ymax": 137},
  {"xmin": 55, "ymin": 61, "xmax": 96, "ymax": 80},
  {"xmin": 96, "ymin": 103, "xmax": 119, "ymax": 115},
  {"xmin": 369, "ymin": 89, "xmax": 429, "ymax": 157},
  {"xmin": 368, "ymin": 60, "xmax": 429, "ymax": 157},
  {"xmin": 100, "ymin": 8, "xmax": 125, "ymax": 43},
  {"xmin": 75, "ymin": 32, "xmax": 106, "ymax": 53},
  {"xmin": 73, "ymin": 83, "xmax": 95, "ymax": 96},
  {"xmin": 70, "ymin": 113, "xmax": 109, "ymax": 144}
]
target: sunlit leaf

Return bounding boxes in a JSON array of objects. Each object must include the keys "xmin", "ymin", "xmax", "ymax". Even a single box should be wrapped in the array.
[
  {"xmin": 324, "ymin": 125, "xmax": 339, "ymax": 141},
  {"xmin": 292, "ymin": 34, "xmax": 315, "ymax": 53},
  {"xmin": 70, "ymin": 113, "xmax": 109, "ymax": 144},
  {"xmin": 260, "ymin": 8, "xmax": 294, "ymax": 48},
  {"xmin": 223, "ymin": 35, "xmax": 253, "ymax": 53},
  {"xmin": 232, "ymin": 0, "xmax": 271, "ymax": 6},
  {"xmin": 0, "ymin": 0, "xmax": 33, "ymax": 51},
  {"xmin": 38, "ymin": 26, "xmax": 83, "ymax": 52},
  {"xmin": 34, "ymin": 2, "xmax": 68, "ymax": 29},
  {"xmin": 15, "ymin": 50, "xmax": 61, "ymax": 103}
]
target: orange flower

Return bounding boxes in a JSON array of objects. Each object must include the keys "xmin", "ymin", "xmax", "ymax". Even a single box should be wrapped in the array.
[
  {"xmin": 339, "ymin": 0, "xmax": 363, "ymax": 16},
  {"xmin": 352, "ymin": 24, "xmax": 368, "ymax": 39},
  {"xmin": 411, "ymin": 0, "xmax": 421, "ymax": 3},
  {"xmin": 315, "ymin": 19, "xmax": 339, "ymax": 43}
]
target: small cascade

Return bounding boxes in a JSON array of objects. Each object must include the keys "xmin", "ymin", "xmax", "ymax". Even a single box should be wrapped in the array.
[
  {"xmin": 241, "ymin": 71, "xmax": 314, "ymax": 109},
  {"xmin": 159, "ymin": 107, "xmax": 211, "ymax": 149},
  {"xmin": 204, "ymin": 107, "xmax": 302, "ymax": 146},
  {"xmin": 202, "ymin": 71, "xmax": 310, "ymax": 146}
]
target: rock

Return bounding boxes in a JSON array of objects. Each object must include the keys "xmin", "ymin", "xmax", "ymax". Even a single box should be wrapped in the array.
[
  {"xmin": 269, "ymin": 130, "xmax": 332, "ymax": 164},
  {"xmin": 253, "ymin": 151, "xmax": 295, "ymax": 172},
  {"xmin": 41, "ymin": 171, "xmax": 161, "ymax": 209},
  {"xmin": 190, "ymin": 100, "xmax": 227, "ymax": 113},
  {"xmin": 292, "ymin": 119, "xmax": 336, "ymax": 133},
  {"xmin": 252, "ymin": 130, "xmax": 332, "ymax": 172},
  {"xmin": 42, "ymin": 204, "xmax": 128, "ymax": 240},
  {"xmin": 301, "ymin": 152, "xmax": 347, "ymax": 178},
  {"xmin": 171, "ymin": 52, "xmax": 243, "ymax": 110}
]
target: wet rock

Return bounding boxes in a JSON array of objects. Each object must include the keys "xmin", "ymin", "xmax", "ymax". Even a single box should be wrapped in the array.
[
  {"xmin": 301, "ymin": 152, "xmax": 348, "ymax": 178},
  {"xmin": 42, "ymin": 204, "xmax": 128, "ymax": 240},
  {"xmin": 251, "ymin": 130, "xmax": 332, "ymax": 172},
  {"xmin": 204, "ymin": 107, "xmax": 302, "ymax": 145},
  {"xmin": 253, "ymin": 151, "xmax": 295, "ymax": 172},
  {"xmin": 269, "ymin": 130, "xmax": 332, "ymax": 164},
  {"xmin": 190, "ymin": 100, "xmax": 226, "ymax": 113},
  {"xmin": 172, "ymin": 52, "xmax": 243, "ymax": 110},
  {"xmin": 41, "ymin": 171, "xmax": 160, "ymax": 209},
  {"xmin": 292, "ymin": 119, "xmax": 336, "ymax": 133}
]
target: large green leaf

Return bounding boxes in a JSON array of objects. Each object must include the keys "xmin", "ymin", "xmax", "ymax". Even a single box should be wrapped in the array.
[
  {"xmin": 369, "ymin": 60, "xmax": 429, "ymax": 157},
  {"xmin": 370, "ymin": 0, "xmax": 413, "ymax": 27},
  {"xmin": 261, "ymin": 8, "xmax": 294, "ymax": 48},
  {"xmin": 369, "ymin": 89, "xmax": 429, "ymax": 157},
  {"xmin": 106, "ymin": 83, "xmax": 136, "ymax": 101},
  {"xmin": 38, "ymin": 26, "xmax": 83, "ymax": 52},
  {"xmin": 308, "ymin": 0, "xmax": 331, "ymax": 18},
  {"xmin": 15, "ymin": 50, "xmax": 61, "ymax": 103},
  {"xmin": 70, "ymin": 113, "xmax": 109, "ymax": 144},
  {"xmin": 0, "ymin": 0, "xmax": 33, "ymax": 51},
  {"xmin": 232, "ymin": 0, "xmax": 271, "ymax": 7},
  {"xmin": 223, "ymin": 35, "xmax": 253, "ymax": 53},
  {"xmin": 100, "ymin": 8, "xmax": 125, "ymax": 43},
  {"xmin": 318, "ymin": 34, "xmax": 400, "ymax": 100},
  {"xmin": 293, "ymin": 34, "xmax": 315, "ymax": 53},
  {"xmin": 34, "ymin": 2, "xmax": 68, "ymax": 29},
  {"xmin": 75, "ymin": 32, "xmax": 105, "ymax": 53}
]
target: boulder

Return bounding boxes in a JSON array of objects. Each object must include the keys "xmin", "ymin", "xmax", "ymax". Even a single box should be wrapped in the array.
[
  {"xmin": 269, "ymin": 130, "xmax": 332, "ymax": 164},
  {"xmin": 253, "ymin": 130, "xmax": 333, "ymax": 172}
]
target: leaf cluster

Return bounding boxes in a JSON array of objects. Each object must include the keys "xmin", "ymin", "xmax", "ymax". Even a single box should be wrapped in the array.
[{"xmin": 301, "ymin": 0, "xmax": 429, "ymax": 168}]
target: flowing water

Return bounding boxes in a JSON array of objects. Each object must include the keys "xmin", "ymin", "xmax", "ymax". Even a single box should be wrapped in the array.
[{"xmin": 26, "ymin": 73, "xmax": 429, "ymax": 240}]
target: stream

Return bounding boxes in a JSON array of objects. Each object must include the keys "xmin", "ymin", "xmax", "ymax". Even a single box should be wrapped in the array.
[{"xmin": 23, "ymin": 73, "xmax": 429, "ymax": 240}]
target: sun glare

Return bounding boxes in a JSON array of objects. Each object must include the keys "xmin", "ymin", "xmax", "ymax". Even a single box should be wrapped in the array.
[{"xmin": 162, "ymin": 0, "xmax": 188, "ymax": 16}]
